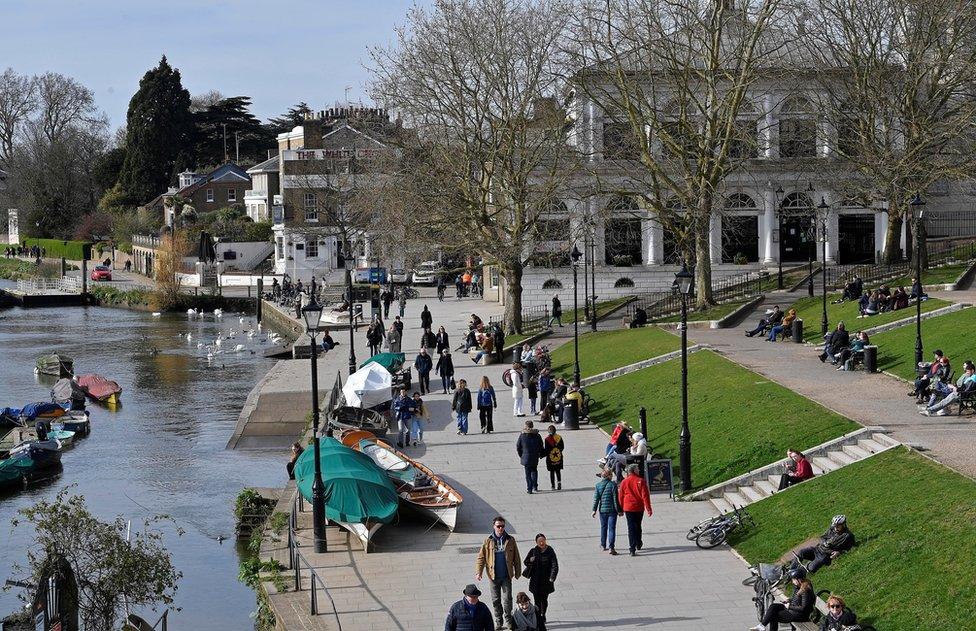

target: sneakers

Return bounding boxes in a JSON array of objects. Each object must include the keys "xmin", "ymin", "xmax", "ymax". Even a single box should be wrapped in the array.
[
  {"xmin": 819, "ymin": 353, "xmax": 828, "ymax": 363},
  {"xmin": 597, "ymin": 458, "xmax": 607, "ymax": 465},
  {"xmin": 629, "ymin": 551, "xmax": 636, "ymax": 556},
  {"xmin": 557, "ymin": 482, "xmax": 562, "ymax": 490},
  {"xmin": 749, "ymin": 625, "xmax": 766, "ymax": 631},
  {"xmin": 608, "ymin": 549, "xmax": 618, "ymax": 555}
]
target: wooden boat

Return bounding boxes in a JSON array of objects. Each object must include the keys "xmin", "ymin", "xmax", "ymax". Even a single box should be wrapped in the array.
[
  {"xmin": 339, "ymin": 429, "xmax": 463, "ymax": 531},
  {"xmin": 76, "ymin": 374, "xmax": 122, "ymax": 406},
  {"xmin": 35, "ymin": 353, "xmax": 73, "ymax": 377},
  {"xmin": 5, "ymin": 426, "xmax": 75, "ymax": 449},
  {"xmin": 328, "ymin": 405, "xmax": 389, "ymax": 437}
]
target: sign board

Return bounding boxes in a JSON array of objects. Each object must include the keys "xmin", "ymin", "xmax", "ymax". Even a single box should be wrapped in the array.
[
  {"xmin": 8, "ymin": 209, "xmax": 18, "ymax": 245},
  {"xmin": 644, "ymin": 458, "xmax": 675, "ymax": 499}
]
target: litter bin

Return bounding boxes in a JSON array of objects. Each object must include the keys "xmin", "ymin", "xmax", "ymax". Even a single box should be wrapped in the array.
[
  {"xmin": 562, "ymin": 401, "xmax": 579, "ymax": 430},
  {"xmin": 792, "ymin": 319, "xmax": 803, "ymax": 343},
  {"xmin": 863, "ymin": 345, "xmax": 878, "ymax": 373}
]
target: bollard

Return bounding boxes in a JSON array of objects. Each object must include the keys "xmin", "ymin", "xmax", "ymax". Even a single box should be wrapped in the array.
[
  {"xmin": 792, "ymin": 318, "xmax": 803, "ymax": 343},
  {"xmin": 863, "ymin": 345, "xmax": 878, "ymax": 373},
  {"xmin": 60, "ymin": 257, "xmax": 67, "ymax": 278},
  {"xmin": 639, "ymin": 406, "xmax": 647, "ymax": 440},
  {"xmin": 81, "ymin": 260, "xmax": 88, "ymax": 295},
  {"xmin": 256, "ymin": 278, "xmax": 263, "ymax": 322}
]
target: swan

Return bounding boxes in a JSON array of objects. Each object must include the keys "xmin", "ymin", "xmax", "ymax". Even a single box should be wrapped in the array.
[
  {"xmin": 234, "ymin": 344, "xmax": 245, "ymax": 353},
  {"xmin": 151, "ymin": 312, "xmax": 161, "ymax": 317},
  {"xmin": 187, "ymin": 308, "xmax": 197, "ymax": 316},
  {"xmin": 213, "ymin": 308, "xmax": 223, "ymax": 317}
]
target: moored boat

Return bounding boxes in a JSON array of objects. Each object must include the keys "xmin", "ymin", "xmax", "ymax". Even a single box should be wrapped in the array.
[
  {"xmin": 328, "ymin": 405, "xmax": 389, "ymax": 437},
  {"xmin": 35, "ymin": 352, "xmax": 73, "ymax": 377},
  {"xmin": 76, "ymin": 374, "xmax": 122, "ymax": 406}
]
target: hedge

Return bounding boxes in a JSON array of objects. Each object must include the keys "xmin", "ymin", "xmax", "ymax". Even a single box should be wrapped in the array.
[{"xmin": 21, "ymin": 238, "xmax": 92, "ymax": 261}]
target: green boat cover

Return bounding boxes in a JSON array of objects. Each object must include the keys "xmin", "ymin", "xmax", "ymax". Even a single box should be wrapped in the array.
[
  {"xmin": 294, "ymin": 437, "xmax": 399, "ymax": 524},
  {"xmin": 0, "ymin": 457, "xmax": 34, "ymax": 485},
  {"xmin": 360, "ymin": 352, "xmax": 405, "ymax": 374}
]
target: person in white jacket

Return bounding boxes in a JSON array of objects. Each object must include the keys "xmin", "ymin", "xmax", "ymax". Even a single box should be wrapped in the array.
[{"xmin": 511, "ymin": 362, "xmax": 525, "ymax": 417}]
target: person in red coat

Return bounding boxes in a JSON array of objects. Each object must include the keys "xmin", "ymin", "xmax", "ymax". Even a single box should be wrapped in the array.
[
  {"xmin": 778, "ymin": 448, "xmax": 815, "ymax": 491},
  {"xmin": 617, "ymin": 464, "xmax": 653, "ymax": 556}
]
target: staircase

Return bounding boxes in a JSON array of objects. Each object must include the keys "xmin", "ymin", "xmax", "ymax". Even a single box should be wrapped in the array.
[
  {"xmin": 690, "ymin": 428, "xmax": 901, "ymax": 514},
  {"xmin": 233, "ymin": 242, "xmax": 275, "ymax": 272}
]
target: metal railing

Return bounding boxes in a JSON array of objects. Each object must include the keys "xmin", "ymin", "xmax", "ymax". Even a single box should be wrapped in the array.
[
  {"xmin": 624, "ymin": 268, "xmax": 769, "ymax": 322},
  {"xmin": 824, "ymin": 237, "xmax": 976, "ymax": 290},
  {"xmin": 286, "ymin": 493, "xmax": 343, "ymax": 627},
  {"xmin": 489, "ymin": 304, "xmax": 550, "ymax": 335}
]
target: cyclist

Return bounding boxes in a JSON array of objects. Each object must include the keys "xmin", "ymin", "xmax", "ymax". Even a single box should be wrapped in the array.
[
  {"xmin": 819, "ymin": 594, "xmax": 858, "ymax": 631},
  {"xmin": 750, "ymin": 566, "xmax": 814, "ymax": 631},
  {"xmin": 796, "ymin": 514, "xmax": 855, "ymax": 573}
]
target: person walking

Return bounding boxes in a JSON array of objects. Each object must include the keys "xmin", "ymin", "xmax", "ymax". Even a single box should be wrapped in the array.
[
  {"xmin": 477, "ymin": 376, "xmax": 498, "ymax": 434},
  {"xmin": 420, "ymin": 326, "xmax": 437, "ymax": 354},
  {"xmin": 398, "ymin": 289, "xmax": 407, "ymax": 318},
  {"xmin": 445, "ymin": 584, "xmax": 495, "ymax": 631},
  {"xmin": 592, "ymin": 468, "xmax": 622, "ymax": 555},
  {"xmin": 381, "ymin": 287, "xmax": 393, "ymax": 319},
  {"xmin": 391, "ymin": 388, "xmax": 416, "ymax": 449},
  {"xmin": 437, "ymin": 350, "xmax": 455, "ymax": 394},
  {"xmin": 527, "ymin": 372, "xmax": 538, "ymax": 416},
  {"xmin": 386, "ymin": 322, "xmax": 402, "ymax": 353},
  {"xmin": 511, "ymin": 363, "xmax": 525, "ymax": 417},
  {"xmin": 452, "ymin": 378, "xmax": 472, "ymax": 435},
  {"xmin": 543, "ymin": 425, "xmax": 564, "ymax": 490},
  {"xmin": 548, "ymin": 295, "xmax": 562, "ymax": 329},
  {"xmin": 437, "ymin": 276, "xmax": 447, "ymax": 302},
  {"xmin": 516, "ymin": 420, "xmax": 544, "ymax": 494},
  {"xmin": 475, "ymin": 516, "xmax": 521, "ymax": 631},
  {"xmin": 415, "ymin": 348, "xmax": 433, "ymax": 395},
  {"xmin": 522, "ymin": 534, "xmax": 558, "ymax": 630},
  {"xmin": 411, "ymin": 391, "xmax": 428, "ymax": 445},
  {"xmin": 421, "ymin": 305, "xmax": 433, "ymax": 331},
  {"xmin": 436, "ymin": 326, "xmax": 451, "ymax": 355},
  {"xmin": 366, "ymin": 318, "xmax": 384, "ymax": 356},
  {"xmin": 618, "ymin": 464, "xmax": 653, "ymax": 556}
]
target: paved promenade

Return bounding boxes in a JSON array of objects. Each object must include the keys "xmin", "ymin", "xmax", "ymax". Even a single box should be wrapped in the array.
[{"xmin": 267, "ymin": 288, "xmax": 758, "ymax": 630}]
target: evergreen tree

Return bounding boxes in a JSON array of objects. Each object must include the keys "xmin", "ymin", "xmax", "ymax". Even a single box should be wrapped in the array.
[
  {"xmin": 116, "ymin": 57, "xmax": 193, "ymax": 205},
  {"xmin": 193, "ymin": 96, "xmax": 274, "ymax": 168},
  {"xmin": 267, "ymin": 101, "xmax": 313, "ymax": 135}
]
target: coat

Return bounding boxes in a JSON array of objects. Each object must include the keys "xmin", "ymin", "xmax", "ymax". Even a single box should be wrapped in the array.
[
  {"xmin": 477, "ymin": 387, "xmax": 497, "ymax": 410},
  {"xmin": 618, "ymin": 473, "xmax": 653, "ymax": 514},
  {"xmin": 420, "ymin": 329, "xmax": 437, "ymax": 349},
  {"xmin": 523, "ymin": 545, "xmax": 558, "ymax": 596},
  {"xmin": 551, "ymin": 297, "xmax": 562, "ymax": 317},
  {"xmin": 436, "ymin": 354, "xmax": 455, "ymax": 377},
  {"xmin": 436, "ymin": 331, "xmax": 451, "ymax": 354},
  {"xmin": 421, "ymin": 308, "xmax": 433, "ymax": 329},
  {"xmin": 516, "ymin": 429, "xmax": 544, "ymax": 467},
  {"xmin": 415, "ymin": 353, "xmax": 433, "ymax": 374},
  {"xmin": 544, "ymin": 433, "xmax": 564, "ymax": 471},
  {"xmin": 444, "ymin": 599, "xmax": 495, "ymax": 631},
  {"xmin": 511, "ymin": 369, "xmax": 524, "ymax": 395},
  {"xmin": 452, "ymin": 387, "xmax": 473, "ymax": 413},
  {"xmin": 475, "ymin": 532, "xmax": 521, "ymax": 582}
]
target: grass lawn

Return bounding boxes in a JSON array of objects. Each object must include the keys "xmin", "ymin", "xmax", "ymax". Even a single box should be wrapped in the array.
[
  {"xmin": 788, "ymin": 294, "xmax": 951, "ymax": 342},
  {"xmin": 585, "ymin": 350, "xmax": 860, "ymax": 489},
  {"xmin": 730, "ymin": 447, "xmax": 976, "ymax": 631},
  {"xmin": 561, "ymin": 295, "xmax": 634, "ymax": 326},
  {"xmin": 872, "ymin": 307, "xmax": 976, "ymax": 380},
  {"xmin": 653, "ymin": 299, "xmax": 749, "ymax": 323},
  {"xmin": 548, "ymin": 326, "xmax": 681, "ymax": 379},
  {"xmin": 884, "ymin": 262, "xmax": 973, "ymax": 288}
]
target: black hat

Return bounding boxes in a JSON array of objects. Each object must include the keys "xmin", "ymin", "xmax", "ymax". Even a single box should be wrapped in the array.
[{"xmin": 462, "ymin": 584, "xmax": 482, "ymax": 597}]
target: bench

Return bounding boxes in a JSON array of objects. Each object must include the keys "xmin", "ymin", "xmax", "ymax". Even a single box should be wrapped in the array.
[{"xmin": 955, "ymin": 389, "xmax": 976, "ymax": 416}]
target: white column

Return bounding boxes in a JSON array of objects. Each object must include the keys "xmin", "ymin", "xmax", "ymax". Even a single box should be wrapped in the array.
[
  {"xmin": 824, "ymin": 193, "xmax": 839, "ymax": 264},
  {"xmin": 876, "ymin": 209, "xmax": 888, "ymax": 262},
  {"xmin": 763, "ymin": 93, "xmax": 778, "ymax": 159},
  {"xmin": 649, "ymin": 218, "xmax": 663, "ymax": 265},
  {"xmin": 761, "ymin": 188, "xmax": 777, "ymax": 264},
  {"xmin": 709, "ymin": 213, "xmax": 722, "ymax": 264}
]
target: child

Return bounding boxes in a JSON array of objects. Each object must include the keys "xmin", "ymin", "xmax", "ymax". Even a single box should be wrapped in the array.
[{"xmin": 411, "ymin": 391, "xmax": 429, "ymax": 445}]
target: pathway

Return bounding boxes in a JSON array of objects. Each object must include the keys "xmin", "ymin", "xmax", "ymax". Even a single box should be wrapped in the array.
[
  {"xmin": 690, "ymin": 289, "xmax": 976, "ymax": 480},
  {"xmin": 265, "ymin": 289, "xmax": 758, "ymax": 630}
]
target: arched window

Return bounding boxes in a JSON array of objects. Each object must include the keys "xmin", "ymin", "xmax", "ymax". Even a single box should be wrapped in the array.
[
  {"xmin": 542, "ymin": 278, "xmax": 563, "ymax": 290},
  {"xmin": 724, "ymin": 193, "xmax": 758, "ymax": 211},
  {"xmin": 779, "ymin": 95, "xmax": 817, "ymax": 158},
  {"xmin": 781, "ymin": 192, "xmax": 814, "ymax": 212},
  {"xmin": 614, "ymin": 277, "xmax": 635, "ymax": 288}
]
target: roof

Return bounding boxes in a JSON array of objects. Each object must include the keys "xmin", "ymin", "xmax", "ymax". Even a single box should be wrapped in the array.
[
  {"xmin": 176, "ymin": 162, "xmax": 250, "ymax": 198},
  {"xmin": 247, "ymin": 156, "xmax": 280, "ymax": 175}
]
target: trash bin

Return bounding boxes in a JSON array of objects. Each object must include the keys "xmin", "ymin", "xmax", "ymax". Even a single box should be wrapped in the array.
[
  {"xmin": 863, "ymin": 345, "xmax": 878, "ymax": 373},
  {"xmin": 562, "ymin": 401, "xmax": 579, "ymax": 430},
  {"xmin": 792, "ymin": 319, "xmax": 803, "ymax": 343}
]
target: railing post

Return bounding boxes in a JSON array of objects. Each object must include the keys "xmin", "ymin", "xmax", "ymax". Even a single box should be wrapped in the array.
[
  {"xmin": 310, "ymin": 569, "xmax": 318, "ymax": 615},
  {"xmin": 294, "ymin": 554, "xmax": 300, "ymax": 590}
]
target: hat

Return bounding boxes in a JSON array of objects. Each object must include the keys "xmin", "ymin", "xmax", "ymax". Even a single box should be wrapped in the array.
[{"xmin": 462, "ymin": 584, "xmax": 482, "ymax": 597}]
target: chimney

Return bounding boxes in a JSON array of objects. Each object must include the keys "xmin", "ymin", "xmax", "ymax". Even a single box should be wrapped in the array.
[{"xmin": 302, "ymin": 118, "xmax": 323, "ymax": 150}]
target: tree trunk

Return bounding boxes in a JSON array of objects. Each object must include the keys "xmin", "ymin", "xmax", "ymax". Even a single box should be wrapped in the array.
[
  {"xmin": 883, "ymin": 212, "xmax": 903, "ymax": 264},
  {"xmin": 693, "ymin": 200, "xmax": 714, "ymax": 309},
  {"xmin": 501, "ymin": 260, "xmax": 524, "ymax": 334}
]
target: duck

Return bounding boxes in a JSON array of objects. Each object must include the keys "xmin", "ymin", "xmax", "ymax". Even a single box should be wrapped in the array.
[
  {"xmin": 213, "ymin": 308, "xmax": 224, "ymax": 317},
  {"xmin": 151, "ymin": 312, "xmax": 161, "ymax": 317}
]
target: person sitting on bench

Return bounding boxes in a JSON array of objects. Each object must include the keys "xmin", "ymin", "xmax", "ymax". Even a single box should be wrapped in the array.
[
  {"xmin": 766, "ymin": 308, "xmax": 797, "ymax": 342},
  {"xmin": 921, "ymin": 360, "xmax": 976, "ymax": 416},
  {"xmin": 629, "ymin": 307, "xmax": 648, "ymax": 328},
  {"xmin": 910, "ymin": 349, "xmax": 950, "ymax": 402},
  {"xmin": 796, "ymin": 514, "xmax": 855, "ymax": 573},
  {"xmin": 745, "ymin": 305, "xmax": 783, "ymax": 337},
  {"xmin": 777, "ymin": 448, "xmax": 814, "ymax": 490},
  {"xmin": 835, "ymin": 331, "xmax": 869, "ymax": 371},
  {"xmin": 819, "ymin": 594, "xmax": 858, "ymax": 631},
  {"xmin": 819, "ymin": 322, "xmax": 850, "ymax": 363}
]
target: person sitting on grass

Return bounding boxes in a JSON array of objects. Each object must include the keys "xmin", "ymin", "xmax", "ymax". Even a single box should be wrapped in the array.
[
  {"xmin": 892, "ymin": 286, "xmax": 909, "ymax": 310},
  {"xmin": 877, "ymin": 284, "xmax": 892, "ymax": 312},
  {"xmin": 819, "ymin": 322, "xmax": 850, "ymax": 363},
  {"xmin": 796, "ymin": 514, "xmax": 855, "ymax": 573},
  {"xmin": 835, "ymin": 331, "xmax": 869, "ymax": 371},
  {"xmin": 909, "ymin": 276, "xmax": 927, "ymax": 301},
  {"xmin": 838, "ymin": 279, "xmax": 860, "ymax": 302},
  {"xmin": 766, "ymin": 308, "xmax": 797, "ymax": 342},
  {"xmin": 921, "ymin": 360, "xmax": 976, "ymax": 416},
  {"xmin": 819, "ymin": 595, "xmax": 858, "ymax": 631},
  {"xmin": 777, "ymin": 448, "xmax": 814, "ymax": 490},
  {"xmin": 750, "ymin": 566, "xmax": 815, "ymax": 631},
  {"xmin": 910, "ymin": 349, "xmax": 950, "ymax": 403},
  {"xmin": 857, "ymin": 290, "xmax": 881, "ymax": 317},
  {"xmin": 745, "ymin": 305, "xmax": 783, "ymax": 337}
]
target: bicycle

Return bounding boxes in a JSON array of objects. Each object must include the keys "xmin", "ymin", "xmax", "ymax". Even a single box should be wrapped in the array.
[
  {"xmin": 743, "ymin": 554, "xmax": 801, "ymax": 621},
  {"xmin": 694, "ymin": 504, "xmax": 754, "ymax": 549},
  {"xmin": 401, "ymin": 287, "xmax": 419, "ymax": 300}
]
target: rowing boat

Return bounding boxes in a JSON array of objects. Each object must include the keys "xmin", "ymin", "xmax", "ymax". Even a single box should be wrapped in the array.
[
  {"xmin": 35, "ymin": 352, "xmax": 73, "ymax": 377},
  {"xmin": 76, "ymin": 374, "xmax": 122, "ymax": 406},
  {"xmin": 339, "ymin": 429, "xmax": 463, "ymax": 531},
  {"xmin": 328, "ymin": 405, "xmax": 389, "ymax": 437}
]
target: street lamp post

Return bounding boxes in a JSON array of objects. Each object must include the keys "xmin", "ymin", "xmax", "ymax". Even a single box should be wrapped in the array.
[
  {"xmin": 675, "ymin": 264, "xmax": 694, "ymax": 493},
  {"xmin": 911, "ymin": 194, "xmax": 926, "ymax": 365},
  {"xmin": 341, "ymin": 246, "xmax": 356, "ymax": 377},
  {"xmin": 571, "ymin": 244, "xmax": 582, "ymax": 386},
  {"xmin": 588, "ymin": 225, "xmax": 598, "ymax": 332},
  {"xmin": 301, "ymin": 295, "xmax": 328, "ymax": 553},
  {"xmin": 818, "ymin": 197, "xmax": 830, "ymax": 336},
  {"xmin": 775, "ymin": 186, "xmax": 784, "ymax": 290}
]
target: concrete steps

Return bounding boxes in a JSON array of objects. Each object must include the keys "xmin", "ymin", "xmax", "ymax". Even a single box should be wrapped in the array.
[{"xmin": 692, "ymin": 429, "xmax": 901, "ymax": 514}]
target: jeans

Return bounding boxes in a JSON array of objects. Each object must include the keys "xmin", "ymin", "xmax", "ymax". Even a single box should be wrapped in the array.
[
  {"xmin": 767, "ymin": 325, "xmax": 785, "ymax": 341},
  {"xmin": 549, "ymin": 468, "xmax": 561, "ymax": 487},
  {"xmin": 598, "ymin": 511, "xmax": 617, "ymax": 550},
  {"xmin": 624, "ymin": 511, "xmax": 643, "ymax": 553},
  {"xmin": 797, "ymin": 545, "xmax": 833, "ymax": 573},
  {"xmin": 761, "ymin": 602, "xmax": 807, "ymax": 631},
  {"xmin": 411, "ymin": 418, "xmax": 424, "ymax": 442},
  {"xmin": 441, "ymin": 375, "xmax": 451, "ymax": 393},
  {"xmin": 524, "ymin": 465, "xmax": 539, "ymax": 492},
  {"xmin": 548, "ymin": 315, "xmax": 562, "ymax": 328},
  {"xmin": 479, "ymin": 407, "xmax": 494, "ymax": 432},
  {"xmin": 418, "ymin": 371, "xmax": 430, "ymax": 394},
  {"xmin": 456, "ymin": 411, "xmax": 468, "ymax": 434},
  {"xmin": 397, "ymin": 418, "xmax": 410, "ymax": 446},
  {"xmin": 488, "ymin": 578, "xmax": 513, "ymax": 626}
]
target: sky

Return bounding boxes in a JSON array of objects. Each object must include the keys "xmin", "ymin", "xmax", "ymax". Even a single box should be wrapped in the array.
[{"xmin": 0, "ymin": 0, "xmax": 430, "ymax": 131}]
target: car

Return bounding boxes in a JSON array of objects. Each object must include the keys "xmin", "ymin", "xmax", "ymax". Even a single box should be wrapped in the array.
[
  {"xmin": 390, "ymin": 269, "xmax": 411, "ymax": 284},
  {"xmin": 412, "ymin": 261, "xmax": 442, "ymax": 285},
  {"xmin": 90, "ymin": 265, "xmax": 112, "ymax": 282}
]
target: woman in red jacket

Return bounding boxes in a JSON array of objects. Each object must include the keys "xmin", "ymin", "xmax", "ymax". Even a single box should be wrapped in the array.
[
  {"xmin": 617, "ymin": 464, "xmax": 653, "ymax": 556},
  {"xmin": 778, "ymin": 449, "xmax": 814, "ymax": 490}
]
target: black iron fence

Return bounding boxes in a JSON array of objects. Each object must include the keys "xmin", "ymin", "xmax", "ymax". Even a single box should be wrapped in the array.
[
  {"xmin": 624, "ymin": 269, "xmax": 769, "ymax": 322},
  {"xmin": 824, "ymin": 238, "xmax": 976, "ymax": 290},
  {"xmin": 489, "ymin": 304, "xmax": 551, "ymax": 336}
]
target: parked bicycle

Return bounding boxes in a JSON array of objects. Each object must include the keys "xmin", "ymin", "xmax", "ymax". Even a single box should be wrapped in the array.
[
  {"xmin": 743, "ymin": 553, "xmax": 804, "ymax": 621},
  {"xmin": 693, "ymin": 504, "xmax": 754, "ymax": 549}
]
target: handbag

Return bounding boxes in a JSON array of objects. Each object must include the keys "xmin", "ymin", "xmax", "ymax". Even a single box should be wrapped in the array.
[{"xmin": 450, "ymin": 377, "xmax": 457, "ymax": 390}]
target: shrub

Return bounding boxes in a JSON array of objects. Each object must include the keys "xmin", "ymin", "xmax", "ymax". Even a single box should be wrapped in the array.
[{"xmin": 611, "ymin": 254, "xmax": 633, "ymax": 266}]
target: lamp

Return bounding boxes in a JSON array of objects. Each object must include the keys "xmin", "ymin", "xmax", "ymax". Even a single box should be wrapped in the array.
[
  {"xmin": 343, "ymin": 245, "xmax": 357, "ymax": 377},
  {"xmin": 675, "ymin": 263, "xmax": 693, "ymax": 492},
  {"xmin": 775, "ymin": 186, "xmax": 785, "ymax": 289},
  {"xmin": 571, "ymin": 244, "xmax": 582, "ymax": 266},
  {"xmin": 302, "ymin": 291, "xmax": 327, "ymax": 553},
  {"xmin": 911, "ymin": 193, "xmax": 926, "ymax": 365},
  {"xmin": 675, "ymin": 263, "xmax": 693, "ymax": 295},
  {"xmin": 817, "ymin": 197, "xmax": 829, "ymax": 335},
  {"xmin": 302, "ymin": 295, "xmax": 323, "ymax": 333},
  {"xmin": 571, "ymin": 243, "xmax": 582, "ymax": 386}
]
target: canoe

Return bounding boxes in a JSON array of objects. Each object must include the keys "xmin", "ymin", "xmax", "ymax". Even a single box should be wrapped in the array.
[
  {"xmin": 293, "ymin": 437, "xmax": 399, "ymax": 552},
  {"xmin": 76, "ymin": 374, "xmax": 122, "ymax": 406},
  {"xmin": 35, "ymin": 353, "xmax": 74, "ymax": 377},
  {"xmin": 328, "ymin": 406, "xmax": 389, "ymax": 437},
  {"xmin": 339, "ymin": 430, "xmax": 463, "ymax": 531}
]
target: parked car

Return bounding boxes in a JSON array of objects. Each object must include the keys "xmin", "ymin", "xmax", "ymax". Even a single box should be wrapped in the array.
[
  {"xmin": 90, "ymin": 265, "xmax": 112, "ymax": 282},
  {"xmin": 390, "ymin": 269, "xmax": 411, "ymax": 284},
  {"xmin": 412, "ymin": 261, "xmax": 442, "ymax": 285}
]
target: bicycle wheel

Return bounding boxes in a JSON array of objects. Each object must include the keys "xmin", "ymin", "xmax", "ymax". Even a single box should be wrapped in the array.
[
  {"xmin": 742, "ymin": 574, "xmax": 759, "ymax": 587},
  {"xmin": 752, "ymin": 582, "xmax": 768, "ymax": 621},
  {"xmin": 686, "ymin": 516, "xmax": 721, "ymax": 540},
  {"xmin": 695, "ymin": 525, "xmax": 728, "ymax": 549}
]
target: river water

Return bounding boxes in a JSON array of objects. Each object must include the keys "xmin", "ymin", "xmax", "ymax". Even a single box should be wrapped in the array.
[{"xmin": 0, "ymin": 298, "xmax": 285, "ymax": 629}]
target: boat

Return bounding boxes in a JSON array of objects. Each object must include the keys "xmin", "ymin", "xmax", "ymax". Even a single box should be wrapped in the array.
[
  {"xmin": 0, "ymin": 457, "xmax": 34, "ymax": 492},
  {"xmin": 340, "ymin": 430, "xmax": 463, "ymax": 531},
  {"xmin": 293, "ymin": 437, "xmax": 399, "ymax": 552},
  {"xmin": 51, "ymin": 409, "xmax": 91, "ymax": 436},
  {"xmin": 76, "ymin": 374, "xmax": 122, "ymax": 406},
  {"xmin": 0, "ymin": 403, "xmax": 90, "ymax": 436},
  {"xmin": 328, "ymin": 405, "xmax": 389, "ymax": 437},
  {"xmin": 51, "ymin": 377, "xmax": 88, "ymax": 410},
  {"xmin": 3, "ymin": 425, "xmax": 75, "ymax": 449},
  {"xmin": 9, "ymin": 437, "xmax": 63, "ymax": 469},
  {"xmin": 35, "ymin": 353, "xmax": 74, "ymax": 377}
]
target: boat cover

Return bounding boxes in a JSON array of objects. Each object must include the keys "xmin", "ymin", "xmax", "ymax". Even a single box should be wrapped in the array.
[
  {"xmin": 0, "ymin": 402, "xmax": 65, "ymax": 422},
  {"xmin": 294, "ymin": 437, "xmax": 398, "ymax": 525},
  {"xmin": 76, "ymin": 374, "xmax": 122, "ymax": 401},
  {"xmin": 343, "ymin": 363, "xmax": 394, "ymax": 408},
  {"xmin": 51, "ymin": 378, "xmax": 86, "ymax": 404},
  {"xmin": 0, "ymin": 457, "xmax": 34, "ymax": 484},
  {"xmin": 360, "ymin": 352, "xmax": 405, "ymax": 374}
]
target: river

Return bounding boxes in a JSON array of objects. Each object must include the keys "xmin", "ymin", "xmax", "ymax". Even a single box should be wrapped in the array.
[{"xmin": 0, "ymin": 299, "xmax": 285, "ymax": 629}]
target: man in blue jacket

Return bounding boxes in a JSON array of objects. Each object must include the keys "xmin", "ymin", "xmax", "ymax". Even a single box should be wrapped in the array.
[
  {"xmin": 445, "ymin": 584, "xmax": 494, "ymax": 631},
  {"xmin": 516, "ymin": 420, "xmax": 545, "ymax": 494},
  {"xmin": 414, "ymin": 347, "xmax": 433, "ymax": 395},
  {"xmin": 391, "ymin": 389, "xmax": 416, "ymax": 448}
]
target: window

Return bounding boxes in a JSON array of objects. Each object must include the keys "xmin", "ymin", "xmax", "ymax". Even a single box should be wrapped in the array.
[
  {"xmin": 604, "ymin": 218, "xmax": 643, "ymax": 265},
  {"xmin": 206, "ymin": 189, "xmax": 214, "ymax": 203},
  {"xmin": 303, "ymin": 192, "xmax": 318, "ymax": 222},
  {"xmin": 836, "ymin": 116, "xmax": 860, "ymax": 159},
  {"xmin": 227, "ymin": 188, "xmax": 237, "ymax": 202},
  {"xmin": 660, "ymin": 119, "xmax": 697, "ymax": 159},
  {"xmin": 780, "ymin": 119, "xmax": 817, "ymax": 158},
  {"xmin": 729, "ymin": 119, "xmax": 759, "ymax": 159},
  {"xmin": 603, "ymin": 121, "xmax": 641, "ymax": 161},
  {"xmin": 305, "ymin": 239, "xmax": 319, "ymax": 258}
]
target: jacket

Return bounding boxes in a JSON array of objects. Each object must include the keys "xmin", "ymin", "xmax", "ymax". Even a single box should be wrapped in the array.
[
  {"xmin": 794, "ymin": 457, "xmax": 814, "ymax": 480},
  {"xmin": 452, "ymin": 387, "xmax": 472, "ymax": 413},
  {"xmin": 523, "ymin": 545, "xmax": 558, "ymax": 596},
  {"xmin": 618, "ymin": 473, "xmax": 653, "ymax": 514},
  {"xmin": 510, "ymin": 369, "xmax": 524, "ymax": 393},
  {"xmin": 819, "ymin": 527, "xmax": 855, "ymax": 554},
  {"xmin": 392, "ymin": 396, "xmax": 416, "ymax": 422},
  {"xmin": 827, "ymin": 329, "xmax": 850, "ymax": 351},
  {"xmin": 592, "ymin": 478, "xmax": 620, "ymax": 514},
  {"xmin": 414, "ymin": 353, "xmax": 433, "ymax": 374},
  {"xmin": 421, "ymin": 309, "xmax": 433, "ymax": 330},
  {"xmin": 436, "ymin": 354, "xmax": 455, "ymax": 377},
  {"xmin": 787, "ymin": 586, "xmax": 815, "ymax": 615},
  {"xmin": 477, "ymin": 387, "xmax": 497, "ymax": 409},
  {"xmin": 516, "ymin": 429, "xmax": 544, "ymax": 466},
  {"xmin": 551, "ymin": 297, "xmax": 562, "ymax": 317},
  {"xmin": 475, "ymin": 532, "xmax": 521, "ymax": 582},
  {"xmin": 538, "ymin": 374, "xmax": 553, "ymax": 394},
  {"xmin": 420, "ymin": 330, "xmax": 437, "ymax": 349},
  {"xmin": 819, "ymin": 608, "xmax": 857, "ymax": 631},
  {"xmin": 512, "ymin": 603, "xmax": 537, "ymax": 631},
  {"xmin": 436, "ymin": 331, "xmax": 451, "ymax": 353},
  {"xmin": 444, "ymin": 599, "xmax": 495, "ymax": 631}
]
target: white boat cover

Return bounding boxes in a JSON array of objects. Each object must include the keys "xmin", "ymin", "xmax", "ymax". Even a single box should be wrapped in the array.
[{"xmin": 342, "ymin": 363, "xmax": 394, "ymax": 408}]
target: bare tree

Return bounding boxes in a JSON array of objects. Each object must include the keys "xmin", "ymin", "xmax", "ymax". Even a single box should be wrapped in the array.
[
  {"xmin": 566, "ymin": 0, "xmax": 788, "ymax": 307},
  {"xmin": 34, "ymin": 72, "xmax": 100, "ymax": 144},
  {"xmin": 0, "ymin": 68, "xmax": 37, "ymax": 165},
  {"xmin": 190, "ymin": 89, "xmax": 225, "ymax": 113},
  {"xmin": 369, "ymin": 0, "xmax": 578, "ymax": 332},
  {"xmin": 809, "ymin": 0, "xmax": 976, "ymax": 265}
]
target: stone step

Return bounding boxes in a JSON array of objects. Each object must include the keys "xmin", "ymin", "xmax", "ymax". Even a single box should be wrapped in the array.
[
  {"xmin": 710, "ymin": 497, "xmax": 733, "ymax": 515},
  {"xmin": 739, "ymin": 485, "xmax": 765, "ymax": 503},
  {"xmin": 723, "ymin": 491, "xmax": 748, "ymax": 509},
  {"xmin": 754, "ymin": 480, "xmax": 777, "ymax": 497},
  {"xmin": 842, "ymin": 444, "xmax": 870, "ymax": 460},
  {"xmin": 767, "ymin": 474, "xmax": 782, "ymax": 488},
  {"xmin": 857, "ymin": 438, "xmax": 885, "ymax": 453},
  {"xmin": 812, "ymin": 456, "xmax": 839, "ymax": 473},
  {"xmin": 872, "ymin": 432, "xmax": 901, "ymax": 448},
  {"xmin": 828, "ymin": 450, "xmax": 856, "ymax": 466}
]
